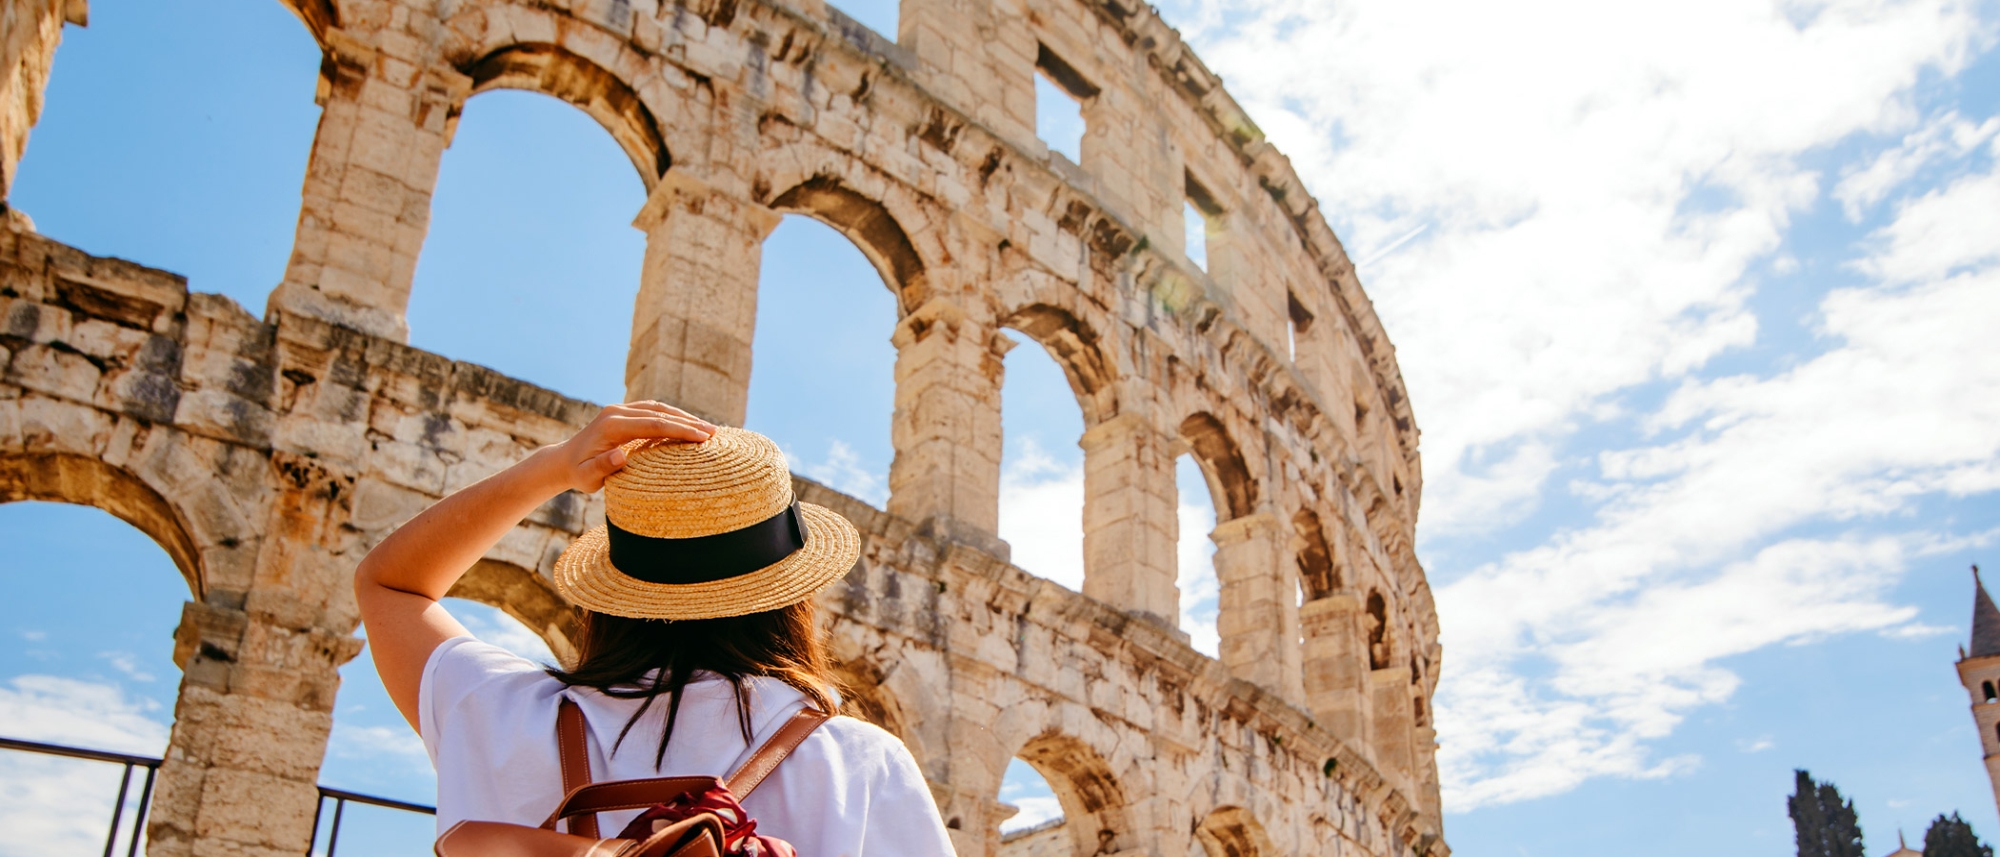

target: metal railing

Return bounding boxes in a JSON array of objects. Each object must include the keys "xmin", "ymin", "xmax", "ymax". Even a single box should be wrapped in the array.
[{"xmin": 1, "ymin": 735, "xmax": 436, "ymax": 857}]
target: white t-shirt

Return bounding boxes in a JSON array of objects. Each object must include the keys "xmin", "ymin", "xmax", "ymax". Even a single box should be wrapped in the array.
[{"xmin": 418, "ymin": 635, "xmax": 955, "ymax": 856}]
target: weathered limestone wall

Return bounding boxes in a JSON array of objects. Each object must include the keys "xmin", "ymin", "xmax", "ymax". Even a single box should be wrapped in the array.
[{"xmin": 1, "ymin": 0, "xmax": 1446, "ymax": 852}]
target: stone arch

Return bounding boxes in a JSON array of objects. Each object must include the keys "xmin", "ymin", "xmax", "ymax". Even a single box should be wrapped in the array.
[
  {"xmin": 443, "ymin": 558, "xmax": 581, "ymax": 667},
  {"xmin": 1015, "ymin": 730, "xmax": 1132, "ymax": 856},
  {"xmin": 1194, "ymin": 806, "xmax": 1277, "ymax": 857},
  {"xmin": 1000, "ymin": 303, "xmax": 1117, "ymax": 428},
  {"xmin": 276, "ymin": 0, "xmax": 337, "ymax": 44},
  {"xmin": 0, "ymin": 452, "xmax": 202, "ymax": 596},
  {"xmin": 1293, "ymin": 507, "xmax": 1338, "ymax": 599},
  {"xmin": 463, "ymin": 43, "xmax": 671, "ymax": 186},
  {"xmin": 1179, "ymin": 412, "xmax": 1257, "ymax": 522},
  {"xmin": 767, "ymin": 175, "xmax": 929, "ymax": 312},
  {"xmin": 828, "ymin": 657, "xmax": 912, "ymax": 742}
]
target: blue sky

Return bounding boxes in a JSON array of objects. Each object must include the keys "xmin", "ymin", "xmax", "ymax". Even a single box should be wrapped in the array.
[{"xmin": 3, "ymin": 0, "xmax": 1999, "ymax": 855}]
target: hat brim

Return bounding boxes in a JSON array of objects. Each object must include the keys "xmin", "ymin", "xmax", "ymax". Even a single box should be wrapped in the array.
[{"xmin": 553, "ymin": 501, "xmax": 861, "ymax": 620}]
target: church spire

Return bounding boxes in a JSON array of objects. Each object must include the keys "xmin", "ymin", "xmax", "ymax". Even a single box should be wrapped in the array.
[{"xmin": 1973, "ymin": 565, "xmax": 2000, "ymax": 659}]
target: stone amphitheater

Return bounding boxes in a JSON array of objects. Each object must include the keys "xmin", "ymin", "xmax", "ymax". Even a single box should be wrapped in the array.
[{"xmin": 0, "ymin": 0, "xmax": 1444, "ymax": 853}]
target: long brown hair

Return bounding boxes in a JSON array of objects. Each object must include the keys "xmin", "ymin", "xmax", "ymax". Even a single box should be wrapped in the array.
[{"xmin": 547, "ymin": 600, "xmax": 840, "ymax": 769}]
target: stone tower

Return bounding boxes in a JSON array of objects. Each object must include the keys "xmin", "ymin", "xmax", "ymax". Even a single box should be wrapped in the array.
[
  {"xmin": 0, "ymin": 0, "xmax": 1445, "ymax": 854},
  {"xmin": 1958, "ymin": 565, "xmax": 2000, "ymax": 821}
]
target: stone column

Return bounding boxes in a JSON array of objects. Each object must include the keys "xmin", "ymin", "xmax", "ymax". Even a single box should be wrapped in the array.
[
  {"xmin": 147, "ymin": 602, "xmax": 359, "ymax": 857},
  {"xmin": 1300, "ymin": 593, "xmax": 1365, "ymax": 738},
  {"xmin": 268, "ymin": 28, "xmax": 469, "ymax": 341},
  {"xmin": 887, "ymin": 296, "xmax": 1011, "ymax": 554},
  {"xmin": 624, "ymin": 171, "xmax": 780, "ymax": 425},
  {"xmin": 1369, "ymin": 666, "xmax": 1416, "ymax": 784},
  {"xmin": 1078, "ymin": 412, "xmax": 1180, "ymax": 629},
  {"xmin": 146, "ymin": 451, "xmax": 363, "ymax": 857},
  {"xmin": 0, "ymin": 0, "xmax": 81, "ymax": 205},
  {"xmin": 1210, "ymin": 511, "xmax": 1304, "ymax": 701}
]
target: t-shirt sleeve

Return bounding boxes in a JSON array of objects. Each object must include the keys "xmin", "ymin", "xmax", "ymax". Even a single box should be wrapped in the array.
[
  {"xmin": 417, "ymin": 634, "xmax": 549, "ymax": 768},
  {"xmin": 862, "ymin": 732, "xmax": 959, "ymax": 856}
]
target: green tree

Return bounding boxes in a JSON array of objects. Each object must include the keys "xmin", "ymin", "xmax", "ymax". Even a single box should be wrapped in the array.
[
  {"xmin": 1924, "ymin": 812, "xmax": 1994, "ymax": 857},
  {"xmin": 1788, "ymin": 769, "xmax": 1865, "ymax": 857}
]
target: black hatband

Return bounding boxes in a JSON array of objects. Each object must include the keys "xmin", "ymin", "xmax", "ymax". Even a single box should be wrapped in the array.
[{"xmin": 605, "ymin": 501, "xmax": 807, "ymax": 584}]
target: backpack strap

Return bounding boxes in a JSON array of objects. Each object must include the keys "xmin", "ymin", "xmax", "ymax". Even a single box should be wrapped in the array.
[
  {"xmin": 555, "ymin": 698, "xmax": 600, "ymax": 838},
  {"xmin": 723, "ymin": 707, "xmax": 830, "ymax": 797}
]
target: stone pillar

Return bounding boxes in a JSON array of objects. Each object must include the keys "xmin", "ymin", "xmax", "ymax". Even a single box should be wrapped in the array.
[
  {"xmin": 269, "ymin": 28, "xmax": 468, "ymax": 341},
  {"xmin": 1078, "ymin": 412, "xmax": 1180, "ymax": 629},
  {"xmin": 887, "ymin": 296, "xmax": 1010, "ymax": 554},
  {"xmin": 146, "ymin": 451, "xmax": 363, "ymax": 856},
  {"xmin": 624, "ymin": 172, "xmax": 780, "ymax": 425},
  {"xmin": 1210, "ymin": 511, "xmax": 1304, "ymax": 701},
  {"xmin": 1300, "ymin": 593, "xmax": 1365, "ymax": 738},
  {"xmin": 147, "ymin": 602, "xmax": 359, "ymax": 857},
  {"xmin": 1370, "ymin": 667, "xmax": 1415, "ymax": 783},
  {"xmin": 0, "ymin": 0, "xmax": 80, "ymax": 204}
]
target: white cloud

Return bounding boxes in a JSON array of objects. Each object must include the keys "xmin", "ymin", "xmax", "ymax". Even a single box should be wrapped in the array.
[
  {"xmin": 999, "ymin": 759, "xmax": 1066, "ymax": 833},
  {"xmin": 1158, "ymin": 0, "xmax": 1997, "ymax": 810},
  {"xmin": 1431, "ymin": 165, "xmax": 2000, "ymax": 807},
  {"xmin": 1167, "ymin": 0, "xmax": 1985, "ymax": 536},
  {"xmin": 787, "ymin": 440, "xmax": 888, "ymax": 507},
  {"xmin": 1834, "ymin": 111, "xmax": 2000, "ymax": 220},
  {"xmin": 1178, "ymin": 498, "xmax": 1220, "ymax": 658},
  {"xmin": 0, "ymin": 676, "xmax": 170, "ymax": 857},
  {"xmin": 998, "ymin": 438, "xmax": 1086, "ymax": 591},
  {"xmin": 450, "ymin": 600, "xmax": 558, "ymax": 667},
  {"xmin": 96, "ymin": 652, "xmax": 155, "ymax": 683}
]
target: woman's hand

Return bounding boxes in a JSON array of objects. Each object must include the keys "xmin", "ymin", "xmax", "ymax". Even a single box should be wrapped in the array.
[
  {"xmin": 356, "ymin": 399, "xmax": 715, "ymax": 730},
  {"xmin": 549, "ymin": 401, "xmax": 717, "ymax": 493}
]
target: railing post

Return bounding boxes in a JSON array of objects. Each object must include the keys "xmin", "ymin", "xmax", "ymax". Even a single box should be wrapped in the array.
[{"xmin": 103, "ymin": 762, "xmax": 134, "ymax": 857}]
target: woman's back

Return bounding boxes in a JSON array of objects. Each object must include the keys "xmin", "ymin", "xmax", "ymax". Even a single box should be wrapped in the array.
[{"xmin": 421, "ymin": 636, "xmax": 951, "ymax": 856}]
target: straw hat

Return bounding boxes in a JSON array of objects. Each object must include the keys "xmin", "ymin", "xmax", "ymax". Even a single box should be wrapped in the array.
[{"xmin": 553, "ymin": 426, "xmax": 861, "ymax": 620}]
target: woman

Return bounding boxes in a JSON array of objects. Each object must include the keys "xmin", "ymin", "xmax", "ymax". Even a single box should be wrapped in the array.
[{"xmin": 354, "ymin": 400, "xmax": 955, "ymax": 855}]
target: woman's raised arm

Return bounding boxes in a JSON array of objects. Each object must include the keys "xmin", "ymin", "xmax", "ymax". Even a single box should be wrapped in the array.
[{"xmin": 354, "ymin": 401, "xmax": 715, "ymax": 730}]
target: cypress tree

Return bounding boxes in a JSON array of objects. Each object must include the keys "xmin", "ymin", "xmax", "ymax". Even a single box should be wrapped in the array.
[
  {"xmin": 1924, "ymin": 812, "xmax": 1994, "ymax": 857},
  {"xmin": 1788, "ymin": 769, "xmax": 1865, "ymax": 857}
]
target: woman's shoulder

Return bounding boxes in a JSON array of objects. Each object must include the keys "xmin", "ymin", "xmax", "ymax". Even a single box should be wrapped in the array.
[{"xmin": 798, "ymin": 713, "xmax": 924, "ymax": 777}]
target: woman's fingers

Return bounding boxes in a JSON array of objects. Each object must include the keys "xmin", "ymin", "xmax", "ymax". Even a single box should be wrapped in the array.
[
  {"xmin": 594, "ymin": 414, "xmax": 711, "ymax": 445},
  {"xmin": 612, "ymin": 400, "xmax": 712, "ymax": 427}
]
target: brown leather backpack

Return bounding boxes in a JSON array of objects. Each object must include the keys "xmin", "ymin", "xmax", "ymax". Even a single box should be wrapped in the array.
[{"xmin": 435, "ymin": 699, "xmax": 828, "ymax": 857}]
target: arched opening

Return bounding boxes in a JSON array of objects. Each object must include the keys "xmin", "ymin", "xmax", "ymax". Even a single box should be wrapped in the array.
[
  {"xmin": 1194, "ymin": 806, "xmax": 1275, "ymax": 857},
  {"xmin": 1177, "ymin": 453, "xmax": 1221, "ymax": 656},
  {"xmin": 996, "ymin": 328, "xmax": 1088, "ymax": 589},
  {"xmin": 405, "ymin": 88, "xmax": 646, "ymax": 404},
  {"xmin": 1175, "ymin": 413, "xmax": 1256, "ymax": 658},
  {"xmin": 464, "ymin": 44, "xmax": 671, "ymax": 186},
  {"xmin": 1365, "ymin": 590, "xmax": 1391, "ymax": 671},
  {"xmin": 1178, "ymin": 413, "xmax": 1257, "ymax": 522},
  {"xmin": 768, "ymin": 177, "xmax": 927, "ymax": 311},
  {"xmin": 444, "ymin": 559, "xmax": 582, "ymax": 667},
  {"xmin": 0, "ymin": 498, "xmax": 194, "ymax": 856},
  {"xmin": 1293, "ymin": 508, "xmax": 1338, "ymax": 600},
  {"xmin": 317, "ymin": 596, "xmax": 555, "ymax": 854},
  {"xmin": 743, "ymin": 214, "xmax": 900, "ymax": 505},
  {"xmin": 11, "ymin": 0, "xmax": 322, "ymax": 312},
  {"xmin": 1005, "ymin": 732, "xmax": 1130, "ymax": 857},
  {"xmin": 998, "ymin": 757, "xmax": 1064, "ymax": 853},
  {"xmin": 1983, "ymin": 680, "xmax": 1995, "ymax": 703}
]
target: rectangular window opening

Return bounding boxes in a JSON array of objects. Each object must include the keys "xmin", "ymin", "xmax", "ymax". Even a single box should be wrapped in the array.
[
  {"xmin": 1034, "ymin": 44, "xmax": 1094, "ymax": 165},
  {"xmin": 1184, "ymin": 200, "xmax": 1208, "ymax": 272},
  {"xmin": 1184, "ymin": 172, "xmax": 1223, "ymax": 273}
]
